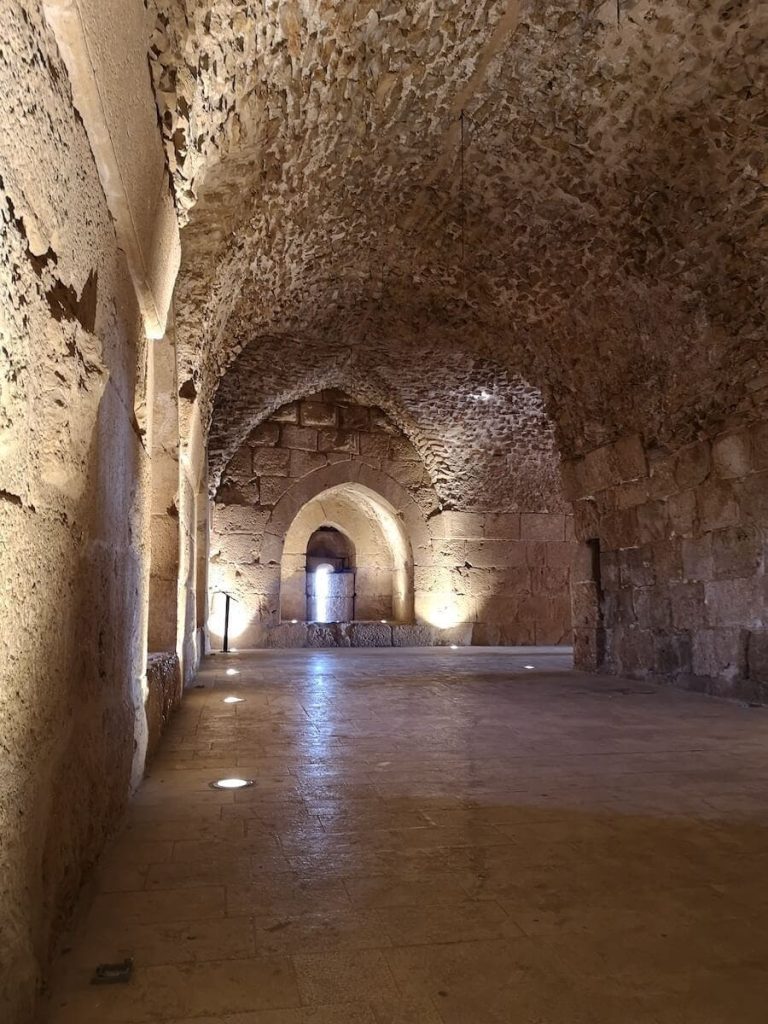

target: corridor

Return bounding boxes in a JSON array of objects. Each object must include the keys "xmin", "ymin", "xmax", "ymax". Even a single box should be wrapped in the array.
[{"xmin": 48, "ymin": 649, "xmax": 768, "ymax": 1024}]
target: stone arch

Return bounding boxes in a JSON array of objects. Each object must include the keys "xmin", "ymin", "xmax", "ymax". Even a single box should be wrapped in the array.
[
  {"xmin": 207, "ymin": 357, "xmax": 448, "ymax": 495},
  {"xmin": 260, "ymin": 460, "xmax": 432, "ymax": 579},
  {"xmin": 280, "ymin": 483, "xmax": 414, "ymax": 624}
]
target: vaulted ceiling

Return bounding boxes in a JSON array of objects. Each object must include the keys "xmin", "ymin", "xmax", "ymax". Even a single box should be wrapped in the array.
[{"xmin": 150, "ymin": 0, "xmax": 767, "ymax": 458}]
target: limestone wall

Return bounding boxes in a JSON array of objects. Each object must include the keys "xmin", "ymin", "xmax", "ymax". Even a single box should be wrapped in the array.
[
  {"xmin": 210, "ymin": 392, "xmax": 574, "ymax": 648},
  {"xmin": 566, "ymin": 418, "xmax": 768, "ymax": 700},
  {"xmin": 0, "ymin": 5, "xmax": 176, "ymax": 1020}
]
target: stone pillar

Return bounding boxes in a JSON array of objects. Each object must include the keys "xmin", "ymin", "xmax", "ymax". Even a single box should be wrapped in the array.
[{"xmin": 147, "ymin": 328, "xmax": 181, "ymax": 656}]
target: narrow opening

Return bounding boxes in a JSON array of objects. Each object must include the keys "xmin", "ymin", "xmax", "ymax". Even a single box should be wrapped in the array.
[{"xmin": 588, "ymin": 537, "xmax": 602, "ymax": 625}]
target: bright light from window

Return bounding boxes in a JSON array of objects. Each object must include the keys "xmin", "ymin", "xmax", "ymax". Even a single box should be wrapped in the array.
[
  {"xmin": 222, "ymin": 696, "xmax": 244, "ymax": 704},
  {"xmin": 314, "ymin": 563, "xmax": 334, "ymax": 623},
  {"xmin": 226, "ymin": 668, "xmax": 239, "ymax": 676}
]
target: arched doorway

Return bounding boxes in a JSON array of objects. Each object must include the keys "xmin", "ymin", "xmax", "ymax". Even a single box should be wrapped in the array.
[
  {"xmin": 306, "ymin": 527, "xmax": 356, "ymax": 622},
  {"xmin": 280, "ymin": 483, "xmax": 413, "ymax": 624}
]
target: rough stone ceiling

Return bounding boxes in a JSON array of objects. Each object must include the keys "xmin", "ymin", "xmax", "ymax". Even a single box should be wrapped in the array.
[
  {"xmin": 209, "ymin": 361, "xmax": 565, "ymax": 512},
  {"xmin": 151, "ymin": 0, "xmax": 768, "ymax": 455}
]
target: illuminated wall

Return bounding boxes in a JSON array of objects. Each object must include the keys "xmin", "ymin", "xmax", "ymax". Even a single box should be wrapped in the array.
[{"xmin": 209, "ymin": 392, "xmax": 575, "ymax": 647}]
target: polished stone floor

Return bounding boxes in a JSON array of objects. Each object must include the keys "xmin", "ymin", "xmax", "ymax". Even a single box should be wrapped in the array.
[{"xmin": 48, "ymin": 648, "xmax": 768, "ymax": 1024}]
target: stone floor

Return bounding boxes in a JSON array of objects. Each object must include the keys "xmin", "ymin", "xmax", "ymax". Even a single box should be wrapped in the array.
[{"xmin": 47, "ymin": 647, "xmax": 768, "ymax": 1024}]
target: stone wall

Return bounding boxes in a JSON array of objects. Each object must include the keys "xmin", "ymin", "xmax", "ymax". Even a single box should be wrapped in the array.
[
  {"xmin": 0, "ymin": 5, "xmax": 157, "ymax": 1020},
  {"xmin": 566, "ymin": 418, "xmax": 768, "ymax": 700},
  {"xmin": 210, "ymin": 391, "xmax": 575, "ymax": 648},
  {"xmin": 0, "ymin": 5, "xmax": 184, "ymax": 1021}
]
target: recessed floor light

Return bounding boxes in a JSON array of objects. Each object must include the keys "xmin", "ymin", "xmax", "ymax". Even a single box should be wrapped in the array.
[
  {"xmin": 226, "ymin": 668, "xmax": 239, "ymax": 676},
  {"xmin": 291, "ymin": 619, "xmax": 298, "ymax": 624},
  {"xmin": 380, "ymin": 619, "xmax": 387, "ymax": 624},
  {"xmin": 209, "ymin": 777, "xmax": 253, "ymax": 790},
  {"xmin": 524, "ymin": 665, "xmax": 535, "ymax": 670},
  {"xmin": 222, "ymin": 696, "xmax": 244, "ymax": 704},
  {"xmin": 450, "ymin": 644, "xmax": 458, "ymax": 650}
]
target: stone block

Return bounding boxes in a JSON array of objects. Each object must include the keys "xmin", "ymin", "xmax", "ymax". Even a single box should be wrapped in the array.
[
  {"xmin": 349, "ymin": 622, "xmax": 392, "ymax": 647},
  {"xmin": 266, "ymin": 622, "xmax": 309, "ymax": 648},
  {"xmin": 289, "ymin": 450, "xmax": 327, "ymax": 478},
  {"xmin": 236, "ymin": 563, "xmax": 282, "ymax": 595},
  {"xmin": 259, "ymin": 476, "xmax": 292, "ymax": 506},
  {"xmin": 747, "ymin": 629, "xmax": 768, "ymax": 686},
  {"xmin": 326, "ymin": 452, "xmax": 352, "ymax": 465},
  {"xmin": 222, "ymin": 447, "xmax": 253, "ymax": 483},
  {"xmin": 370, "ymin": 409, "xmax": 399, "ymax": 434},
  {"xmin": 530, "ymin": 567, "xmax": 570, "ymax": 596},
  {"xmin": 654, "ymin": 633, "xmax": 692, "ymax": 677},
  {"xmin": 669, "ymin": 582, "xmax": 706, "ymax": 630},
  {"xmin": 616, "ymin": 479, "xmax": 650, "ymax": 509},
  {"xmin": 389, "ymin": 436, "xmax": 420, "ymax": 461},
  {"xmin": 674, "ymin": 441, "xmax": 711, "ymax": 489},
  {"xmin": 571, "ymin": 498, "xmax": 600, "ymax": 541},
  {"xmin": 633, "ymin": 586, "xmax": 672, "ymax": 632},
  {"xmin": 652, "ymin": 540, "xmax": 684, "ymax": 584},
  {"xmin": 647, "ymin": 453, "xmax": 677, "ymax": 500},
  {"xmin": 455, "ymin": 566, "xmax": 530, "ymax": 598},
  {"xmin": 391, "ymin": 624, "xmax": 435, "ymax": 647},
  {"xmin": 705, "ymin": 578, "xmax": 761, "ymax": 628},
  {"xmin": 559, "ymin": 458, "xmax": 582, "ymax": 501},
  {"xmin": 614, "ymin": 627, "xmax": 655, "ymax": 677},
  {"xmin": 598, "ymin": 549, "xmax": 619, "ymax": 590},
  {"xmin": 484, "ymin": 513, "xmax": 521, "ymax": 539},
  {"xmin": 388, "ymin": 460, "xmax": 426, "ymax": 488},
  {"xmin": 306, "ymin": 624, "xmax": 344, "ymax": 648},
  {"xmin": 697, "ymin": 479, "xmax": 740, "ymax": 533},
  {"xmin": 546, "ymin": 541, "xmax": 577, "ymax": 569},
  {"xmin": 734, "ymin": 472, "xmax": 768, "ymax": 526},
  {"xmin": 601, "ymin": 507, "xmax": 638, "ymax": 549},
  {"xmin": 749, "ymin": 421, "xmax": 768, "ymax": 471},
  {"xmin": 712, "ymin": 526, "xmax": 761, "ymax": 579},
  {"xmin": 520, "ymin": 513, "xmax": 565, "ymax": 541},
  {"xmin": 636, "ymin": 500, "xmax": 668, "ymax": 543},
  {"xmin": 499, "ymin": 620, "xmax": 537, "ymax": 645},
  {"xmin": 681, "ymin": 535, "xmax": 713, "ymax": 581},
  {"xmin": 280, "ymin": 424, "xmax": 318, "ymax": 451},
  {"xmin": 412, "ymin": 488, "xmax": 440, "ymax": 516},
  {"xmin": 216, "ymin": 534, "xmax": 257, "ymax": 565},
  {"xmin": 415, "ymin": 565, "xmax": 455, "ymax": 593},
  {"xmin": 317, "ymin": 428, "xmax": 359, "ymax": 454},
  {"xmin": 339, "ymin": 405, "xmax": 370, "ymax": 430},
  {"xmin": 300, "ymin": 401, "xmax": 338, "ymax": 428},
  {"xmin": 464, "ymin": 539, "xmax": 515, "ymax": 569},
  {"xmin": 667, "ymin": 489, "xmax": 696, "ymax": 536},
  {"xmin": 618, "ymin": 546, "xmax": 655, "ymax": 588},
  {"xmin": 570, "ymin": 542, "xmax": 596, "ymax": 583},
  {"xmin": 359, "ymin": 433, "xmax": 390, "ymax": 459},
  {"xmin": 252, "ymin": 447, "xmax": 290, "ymax": 477},
  {"xmin": 249, "ymin": 421, "xmax": 280, "ymax": 446},
  {"xmin": 472, "ymin": 621, "xmax": 502, "ymax": 645},
  {"xmin": 573, "ymin": 627, "xmax": 606, "ymax": 671},
  {"xmin": 693, "ymin": 628, "xmax": 747, "ymax": 680},
  {"xmin": 571, "ymin": 581, "xmax": 600, "ymax": 629},
  {"xmin": 216, "ymin": 480, "xmax": 259, "ymax": 506},
  {"xmin": 581, "ymin": 444, "xmax": 616, "ymax": 494},
  {"xmin": 271, "ymin": 403, "xmax": 299, "ymax": 424},
  {"xmin": 613, "ymin": 434, "xmax": 647, "ymax": 482},
  {"xmin": 434, "ymin": 538, "xmax": 466, "ymax": 564},
  {"xmin": 213, "ymin": 504, "xmax": 269, "ymax": 536},
  {"xmin": 712, "ymin": 430, "xmax": 751, "ymax": 480}
]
